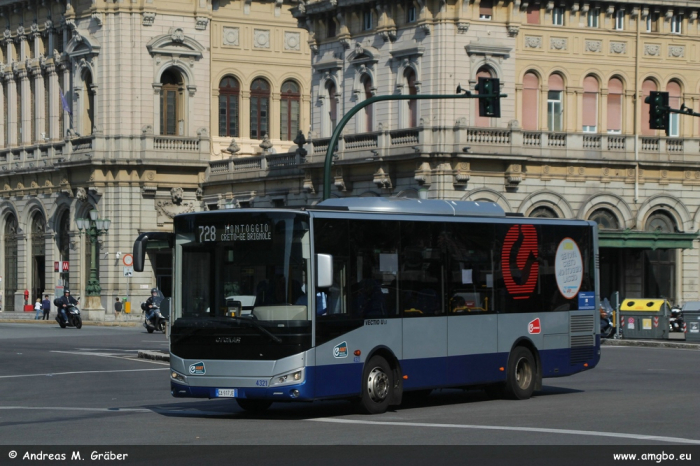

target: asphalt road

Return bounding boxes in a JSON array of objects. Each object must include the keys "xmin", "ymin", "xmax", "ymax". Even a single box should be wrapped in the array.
[{"xmin": 1, "ymin": 323, "xmax": 699, "ymax": 448}]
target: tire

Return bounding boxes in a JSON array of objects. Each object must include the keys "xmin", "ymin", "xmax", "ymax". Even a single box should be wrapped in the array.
[
  {"xmin": 147, "ymin": 326, "xmax": 154, "ymax": 334},
  {"xmin": 505, "ymin": 346, "xmax": 536, "ymax": 400},
  {"xmin": 236, "ymin": 399, "xmax": 272, "ymax": 413},
  {"xmin": 360, "ymin": 356, "xmax": 393, "ymax": 414},
  {"xmin": 601, "ymin": 324, "xmax": 613, "ymax": 339},
  {"xmin": 58, "ymin": 320, "xmax": 67, "ymax": 329},
  {"xmin": 157, "ymin": 319, "xmax": 166, "ymax": 333},
  {"xmin": 73, "ymin": 316, "xmax": 82, "ymax": 329}
]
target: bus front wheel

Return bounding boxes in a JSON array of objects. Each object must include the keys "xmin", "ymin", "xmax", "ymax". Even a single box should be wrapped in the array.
[
  {"xmin": 505, "ymin": 347, "xmax": 536, "ymax": 400},
  {"xmin": 360, "ymin": 356, "xmax": 393, "ymax": 414}
]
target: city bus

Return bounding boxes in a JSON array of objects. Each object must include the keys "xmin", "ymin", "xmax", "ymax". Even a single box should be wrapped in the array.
[{"xmin": 133, "ymin": 197, "xmax": 600, "ymax": 414}]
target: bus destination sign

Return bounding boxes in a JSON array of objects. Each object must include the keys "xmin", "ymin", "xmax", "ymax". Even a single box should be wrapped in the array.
[{"xmin": 197, "ymin": 223, "xmax": 272, "ymax": 242}]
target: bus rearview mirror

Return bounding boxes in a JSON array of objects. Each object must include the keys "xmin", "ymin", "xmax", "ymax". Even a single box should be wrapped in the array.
[{"xmin": 316, "ymin": 254, "xmax": 333, "ymax": 289}]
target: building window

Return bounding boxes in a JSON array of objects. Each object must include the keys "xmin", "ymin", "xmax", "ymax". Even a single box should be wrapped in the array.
[
  {"xmin": 646, "ymin": 13, "xmax": 658, "ymax": 32},
  {"xmin": 363, "ymin": 9, "xmax": 373, "ymax": 30},
  {"xmin": 615, "ymin": 10, "xmax": 624, "ymax": 30},
  {"xmin": 589, "ymin": 209, "xmax": 619, "ymax": 230},
  {"xmin": 547, "ymin": 74, "xmax": 564, "ymax": 132},
  {"xmin": 160, "ymin": 69, "xmax": 183, "ymax": 136},
  {"xmin": 530, "ymin": 206, "xmax": 558, "ymax": 218},
  {"xmin": 641, "ymin": 79, "xmax": 657, "ymax": 136},
  {"xmin": 479, "ymin": 0, "xmax": 493, "ymax": 20},
  {"xmin": 218, "ymin": 76, "xmax": 239, "ymax": 138},
  {"xmin": 582, "ymin": 75, "xmax": 598, "ymax": 133},
  {"xmin": 250, "ymin": 78, "xmax": 270, "ymax": 139},
  {"xmin": 406, "ymin": 4, "xmax": 416, "ymax": 23},
  {"xmin": 644, "ymin": 211, "xmax": 677, "ymax": 302},
  {"xmin": 552, "ymin": 7, "xmax": 564, "ymax": 26},
  {"xmin": 667, "ymin": 81, "xmax": 681, "ymax": 137},
  {"xmin": 280, "ymin": 80, "xmax": 300, "ymax": 141},
  {"xmin": 362, "ymin": 74, "xmax": 373, "ymax": 132},
  {"xmin": 327, "ymin": 18, "xmax": 336, "ymax": 38},
  {"xmin": 607, "ymin": 77, "xmax": 623, "ymax": 134},
  {"xmin": 404, "ymin": 68, "xmax": 418, "ymax": 128},
  {"xmin": 327, "ymin": 82, "xmax": 337, "ymax": 134},
  {"xmin": 522, "ymin": 72, "xmax": 539, "ymax": 131},
  {"xmin": 587, "ymin": 8, "xmax": 599, "ymax": 28},
  {"xmin": 475, "ymin": 67, "xmax": 493, "ymax": 127},
  {"xmin": 671, "ymin": 15, "xmax": 682, "ymax": 34},
  {"xmin": 526, "ymin": 3, "xmax": 540, "ymax": 24}
]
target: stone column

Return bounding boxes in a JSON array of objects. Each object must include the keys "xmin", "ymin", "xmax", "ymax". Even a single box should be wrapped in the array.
[
  {"xmin": 5, "ymin": 72, "xmax": 17, "ymax": 147},
  {"xmin": 19, "ymin": 68, "xmax": 31, "ymax": 145},
  {"xmin": 45, "ymin": 63, "xmax": 57, "ymax": 140}
]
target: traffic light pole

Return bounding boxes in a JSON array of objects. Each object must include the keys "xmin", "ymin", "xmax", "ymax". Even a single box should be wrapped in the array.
[
  {"xmin": 321, "ymin": 91, "xmax": 505, "ymax": 200},
  {"xmin": 669, "ymin": 104, "xmax": 700, "ymax": 118}
]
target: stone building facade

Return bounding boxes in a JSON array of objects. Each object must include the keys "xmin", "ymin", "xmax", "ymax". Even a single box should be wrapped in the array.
[{"xmin": 0, "ymin": 0, "xmax": 309, "ymax": 318}]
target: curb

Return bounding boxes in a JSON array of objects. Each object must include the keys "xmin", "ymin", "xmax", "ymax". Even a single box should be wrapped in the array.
[
  {"xmin": 602, "ymin": 338, "xmax": 700, "ymax": 350},
  {"xmin": 138, "ymin": 350, "xmax": 170, "ymax": 362},
  {"xmin": 0, "ymin": 318, "xmax": 140, "ymax": 327}
]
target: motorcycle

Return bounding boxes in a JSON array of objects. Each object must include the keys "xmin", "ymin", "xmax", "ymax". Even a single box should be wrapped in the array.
[
  {"xmin": 142, "ymin": 290, "xmax": 167, "ymax": 334},
  {"xmin": 54, "ymin": 298, "xmax": 82, "ymax": 329},
  {"xmin": 600, "ymin": 298, "xmax": 614, "ymax": 339},
  {"xmin": 669, "ymin": 305, "xmax": 685, "ymax": 333}
]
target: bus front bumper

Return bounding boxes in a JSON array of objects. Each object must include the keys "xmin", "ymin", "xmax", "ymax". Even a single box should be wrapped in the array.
[{"xmin": 170, "ymin": 370, "xmax": 315, "ymax": 401}]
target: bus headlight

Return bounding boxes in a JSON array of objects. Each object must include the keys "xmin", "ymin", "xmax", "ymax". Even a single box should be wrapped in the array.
[
  {"xmin": 270, "ymin": 369, "xmax": 303, "ymax": 387},
  {"xmin": 171, "ymin": 370, "xmax": 187, "ymax": 384}
]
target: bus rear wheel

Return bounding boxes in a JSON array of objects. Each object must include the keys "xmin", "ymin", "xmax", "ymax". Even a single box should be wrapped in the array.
[
  {"xmin": 505, "ymin": 347, "xmax": 536, "ymax": 400},
  {"xmin": 236, "ymin": 399, "xmax": 272, "ymax": 413},
  {"xmin": 360, "ymin": 356, "xmax": 393, "ymax": 414}
]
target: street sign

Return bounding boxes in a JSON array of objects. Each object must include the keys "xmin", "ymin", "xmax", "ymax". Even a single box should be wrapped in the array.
[
  {"xmin": 61, "ymin": 261, "xmax": 69, "ymax": 272},
  {"xmin": 122, "ymin": 254, "xmax": 134, "ymax": 267},
  {"xmin": 123, "ymin": 266, "xmax": 134, "ymax": 277},
  {"xmin": 54, "ymin": 261, "xmax": 59, "ymax": 272}
]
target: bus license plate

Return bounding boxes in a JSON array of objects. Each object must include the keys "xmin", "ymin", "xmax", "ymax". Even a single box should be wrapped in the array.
[{"xmin": 215, "ymin": 389, "xmax": 237, "ymax": 398}]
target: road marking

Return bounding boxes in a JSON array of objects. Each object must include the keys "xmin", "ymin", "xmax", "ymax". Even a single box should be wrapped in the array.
[
  {"xmin": 307, "ymin": 418, "xmax": 700, "ymax": 445},
  {"xmin": 49, "ymin": 350, "xmax": 168, "ymax": 365},
  {"xmin": 0, "ymin": 406, "xmax": 152, "ymax": 413},
  {"xmin": 0, "ymin": 368, "xmax": 167, "ymax": 379}
]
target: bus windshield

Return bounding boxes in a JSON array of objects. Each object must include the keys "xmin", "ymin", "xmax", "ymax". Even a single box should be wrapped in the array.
[{"xmin": 172, "ymin": 211, "xmax": 311, "ymax": 360}]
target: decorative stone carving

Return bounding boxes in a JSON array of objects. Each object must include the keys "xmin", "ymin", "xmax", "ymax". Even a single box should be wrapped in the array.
[
  {"xmin": 669, "ymin": 46, "xmax": 684, "ymax": 58},
  {"xmin": 223, "ymin": 27, "xmax": 239, "ymax": 46},
  {"xmin": 378, "ymin": 28, "xmax": 397, "ymax": 42},
  {"xmin": 585, "ymin": 40, "xmax": 601, "ymax": 52},
  {"xmin": 302, "ymin": 172, "xmax": 315, "ymax": 194},
  {"xmin": 373, "ymin": 167, "xmax": 392, "ymax": 189},
  {"xmin": 457, "ymin": 22, "xmax": 470, "ymax": 34},
  {"xmin": 284, "ymin": 31, "xmax": 300, "ymax": 51},
  {"xmin": 610, "ymin": 42, "xmax": 626, "ymax": 54},
  {"xmin": 170, "ymin": 187, "xmax": 184, "ymax": 204},
  {"xmin": 92, "ymin": 12, "xmax": 103, "ymax": 27},
  {"xmin": 224, "ymin": 138, "xmax": 241, "ymax": 155},
  {"xmin": 142, "ymin": 12, "xmax": 156, "ymax": 27},
  {"xmin": 505, "ymin": 164, "xmax": 523, "ymax": 190},
  {"xmin": 414, "ymin": 162, "xmax": 432, "ymax": 186},
  {"xmin": 525, "ymin": 36, "xmax": 542, "ymax": 49},
  {"xmin": 156, "ymin": 198, "xmax": 195, "ymax": 223},
  {"xmin": 550, "ymin": 38, "xmax": 567, "ymax": 50},
  {"xmin": 75, "ymin": 187, "xmax": 88, "ymax": 202},
  {"xmin": 195, "ymin": 17, "xmax": 209, "ymax": 30},
  {"xmin": 171, "ymin": 28, "xmax": 185, "ymax": 43},
  {"xmin": 259, "ymin": 134, "xmax": 273, "ymax": 154},
  {"xmin": 645, "ymin": 44, "xmax": 660, "ymax": 56},
  {"xmin": 454, "ymin": 162, "xmax": 470, "ymax": 189},
  {"xmin": 254, "ymin": 29, "xmax": 270, "ymax": 49},
  {"xmin": 507, "ymin": 25, "xmax": 520, "ymax": 37}
]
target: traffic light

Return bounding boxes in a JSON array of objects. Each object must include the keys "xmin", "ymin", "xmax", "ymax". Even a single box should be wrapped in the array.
[
  {"xmin": 645, "ymin": 91, "xmax": 669, "ymax": 135},
  {"xmin": 477, "ymin": 77, "xmax": 501, "ymax": 118}
]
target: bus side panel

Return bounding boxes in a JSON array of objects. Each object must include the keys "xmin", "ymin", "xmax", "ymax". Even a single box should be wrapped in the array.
[
  {"xmin": 402, "ymin": 317, "xmax": 447, "ymax": 389},
  {"xmin": 446, "ymin": 314, "xmax": 503, "ymax": 386},
  {"xmin": 313, "ymin": 320, "xmax": 403, "ymax": 399}
]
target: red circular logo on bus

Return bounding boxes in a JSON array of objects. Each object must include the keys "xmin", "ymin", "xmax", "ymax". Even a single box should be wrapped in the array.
[{"xmin": 501, "ymin": 224, "xmax": 539, "ymax": 300}]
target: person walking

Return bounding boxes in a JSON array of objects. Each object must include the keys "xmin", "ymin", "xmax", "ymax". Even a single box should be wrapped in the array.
[
  {"xmin": 34, "ymin": 298, "xmax": 42, "ymax": 320},
  {"xmin": 114, "ymin": 297, "xmax": 122, "ymax": 320},
  {"xmin": 41, "ymin": 295, "xmax": 51, "ymax": 320}
]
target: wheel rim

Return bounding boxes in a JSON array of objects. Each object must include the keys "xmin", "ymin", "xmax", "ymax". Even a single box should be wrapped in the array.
[
  {"xmin": 366, "ymin": 366, "xmax": 390, "ymax": 403},
  {"xmin": 514, "ymin": 357, "xmax": 533, "ymax": 390}
]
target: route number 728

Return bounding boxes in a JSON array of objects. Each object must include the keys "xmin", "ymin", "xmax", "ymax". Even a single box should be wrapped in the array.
[{"xmin": 199, "ymin": 226, "xmax": 216, "ymax": 242}]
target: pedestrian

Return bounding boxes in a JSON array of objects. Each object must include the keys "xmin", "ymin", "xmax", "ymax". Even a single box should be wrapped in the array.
[
  {"xmin": 114, "ymin": 297, "xmax": 122, "ymax": 320},
  {"xmin": 41, "ymin": 295, "xmax": 51, "ymax": 320},
  {"xmin": 34, "ymin": 298, "xmax": 42, "ymax": 320}
]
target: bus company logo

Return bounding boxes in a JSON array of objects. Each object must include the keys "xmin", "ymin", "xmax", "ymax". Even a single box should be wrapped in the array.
[
  {"xmin": 528, "ymin": 318, "xmax": 541, "ymax": 334},
  {"xmin": 333, "ymin": 341, "xmax": 348, "ymax": 358},
  {"xmin": 501, "ymin": 225, "xmax": 539, "ymax": 299},
  {"xmin": 188, "ymin": 361, "xmax": 206, "ymax": 375}
]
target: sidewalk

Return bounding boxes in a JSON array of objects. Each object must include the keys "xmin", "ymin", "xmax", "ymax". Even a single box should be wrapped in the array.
[{"xmin": 0, "ymin": 311, "xmax": 141, "ymax": 327}]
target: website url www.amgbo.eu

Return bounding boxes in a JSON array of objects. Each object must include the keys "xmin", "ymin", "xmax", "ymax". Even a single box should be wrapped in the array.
[{"xmin": 614, "ymin": 452, "xmax": 693, "ymax": 463}]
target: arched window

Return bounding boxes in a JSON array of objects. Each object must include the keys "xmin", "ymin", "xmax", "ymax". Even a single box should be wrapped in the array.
[
  {"xmin": 667, "ymin": 81, "xmax": 681, "ymax": 137},
  {"xmin": 160, "ymin": 69, "xmax": 184, "ymax": 136},
  {"xmin": 529, "ymin": 206, "xmax": 558, "ymax": 218},
  {"xmin": 645, "ymin": 211, "xmax": 676, "ymax": 233},
  {"xmin": 4, "ymin": 214, "xmax": 18, "ymax": 312},
  {"xmin": 327, "ymin": 81, "xmax": 337, "ymax": 135},
  {"xmin": 362, "ymin": 75, "xmax": 373, "ymax": 132},
  {"xmin": 522, "ymin": 72, "xmax": 539, "ymax": 131},
  {"xmin": 83, "ymin": 71, "xmax": 95, "ymax": 136},
  {"xmin": 641, "ymin": 79, "xmax": 657, "ymax": 136},
  {"xmin": 404, "ymin": 68, "xmax": 418, "ymax": 128},
  {"xmin": 582, "ymin": 75, "xmax": 598, "ymax": 133},
  {"xmin": 589, "ymin": 209, "xmax": 619, "ymax": 230},
  {"xmin": 280, "ymin": 80, "xmax": 300, "ymax": 141},
  {"xmin": 547, "ymin": 74, "xmax": 564, "ymax": 132},
  {"xmin": 218, "ymin": 76, "xmax": 239, "ymax": 137},
  {"xmin": 475, "ymin": 67, "xmax": 493, "ymax": 127},
  {"xmin": 30, "ymin": 213, "xmax": 46, "ymax": 303},
  {"xmin": 644, "ymin": 210, "xmax": 677, "ymax": 301},
  {"xmin": 607, "ymin": 78, "xmax": 623, "ymax": 133},
  {"xmin": 250, "ymin": 78, "xmax": 270, "ymax": 139}
]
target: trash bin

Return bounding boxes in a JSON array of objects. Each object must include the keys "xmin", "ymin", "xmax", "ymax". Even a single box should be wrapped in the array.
[
  {"xmin": 619, "ymin": 299, "xmax": 670, "ymax": 340},
  {"xmin": 682, "ymin": 301, "xmax": 700, "ymax": 342}
]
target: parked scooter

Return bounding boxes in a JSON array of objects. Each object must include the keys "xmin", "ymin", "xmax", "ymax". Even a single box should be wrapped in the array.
[
  {"xmin": 54, "ymin": 297, "xmax": 82, "ymax": 329},
  {"xmin": 669, "ymin": 304, "xmax": 685, "ymax": 333},
  {"xmin": 141, "ymin": 288, "xmax": 167, "ymax": 334}
]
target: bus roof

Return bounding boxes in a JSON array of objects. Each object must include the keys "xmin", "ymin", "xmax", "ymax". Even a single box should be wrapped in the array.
[{"xmin": 314, "ymin": 197, "xmax": 506, "ymax": 218}]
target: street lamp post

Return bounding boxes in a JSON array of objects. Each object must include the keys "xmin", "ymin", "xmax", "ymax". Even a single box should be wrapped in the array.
[{"xmin": 76, "ymin": 209, "xmax": 111, "ymax": 297}]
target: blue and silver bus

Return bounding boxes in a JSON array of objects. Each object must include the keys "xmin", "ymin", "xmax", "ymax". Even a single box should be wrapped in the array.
[{"xmin": 133, "ymin": 197, "xmax": 600, "ymax": 414}]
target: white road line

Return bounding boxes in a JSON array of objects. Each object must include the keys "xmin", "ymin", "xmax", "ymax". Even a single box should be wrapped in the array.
[
  {"xmin": 0, "ymin": 406, "xmax": 152, "ymax": 413},
  {"xmin": 0, "ymin": 368, "xmax": 167, "ymax": 379},
  {"xmin": 307, "ymin": 418, "xmax": 700, "ymax": 445},
  {"xmin": 49, "ymin": 350, "xmax": 168, "ymax": 365}
]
